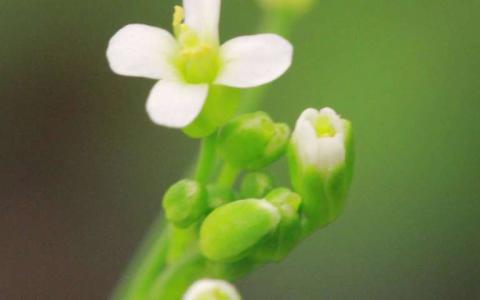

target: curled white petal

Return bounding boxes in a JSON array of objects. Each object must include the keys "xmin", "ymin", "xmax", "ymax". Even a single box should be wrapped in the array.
[
  {"xmin": 292, "ymin": 107, "xmax": 346, "ymax": 172},
  {"xmin": 146, "ymin": 81, "xmax": 208, "ymax": 128},
  {"xmin": 183, "ymin": 279, "xmax": 241, "ymax": 300},
  {"xmin": 184, "ymin": 0, "xmax": 221, "ymax": 44},
  {"xmin": 107, "ymin": 24, "xmax": 179, "ymax": 80},
  {"xmin": 215, "ymin": 34, "xmax": 293, "ymax": 88}
]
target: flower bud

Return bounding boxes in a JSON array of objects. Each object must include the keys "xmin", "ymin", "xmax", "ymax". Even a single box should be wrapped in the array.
[
  {"xmin": 183, "ymin": 279, "xmax": 241, "ymax": 300},
  {"xmin": 254, "ymin": 188, "xmax": 302, "ymax": 262},
  {"xmin": 163, "ymin": 179, "xmax": 207, "ymax": 228},
  {"xmin": 288, "ymin": 107, "xmax": 354, "ymax": 233},
  {"xmin": 218, "ymin": 112, "xmax": 290, "ymax": 170},
  {"xmin": 239, "ymin": 172, "xmax": 274, "ymax": 199},
  {"xmin": 200, "ymin": 199, "xmax": 280, "ymax": 262}
]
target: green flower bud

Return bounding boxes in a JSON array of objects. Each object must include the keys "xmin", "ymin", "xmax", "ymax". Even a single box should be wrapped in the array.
[
  {"xmin": 239, "ymin": 172, "xmax": 274, "ymax": 199},
  {"xmin": 183, "ymin": 279, "xmax": 242, "ymax": 300},
  {"xmin": 218, "ymin": 112, "xmax": 290, "ymax": 170},
  {"xmin": 183, "ymin": 86, "xmax": 241, "ymax": 138},
  {"xmin": 254, "ymin": 188, "xmax": 302, "ymax": 262},
  {"xmin": 288, "ymin": 107, "xmax": 354, "ymax": 234},
  {"xmin": 163, "ymin": 179, "xmax": 208, "ymax": 228},
  {"xmin": 200, "ymin": 199, "xmax": 280, "ymax": 262}
]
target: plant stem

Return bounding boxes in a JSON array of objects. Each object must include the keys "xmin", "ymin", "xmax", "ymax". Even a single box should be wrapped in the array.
[
  {"xmin": 112, "ymin": 134, "xmax": 217, "ymax": 300},
  {"xmin": 194, "ymin": 133, "xmax": 218, "ymax": 184},
  {"xmin": 217, "ymin": 163, "xmax": 239, "ymax": 189},
  {"xmin": 146, "ymin": 250, "xmax": 207, "ymax": 300},
  {"xmin": 110, "ymin": 217, "xmax": 170, "ymax": 300}
]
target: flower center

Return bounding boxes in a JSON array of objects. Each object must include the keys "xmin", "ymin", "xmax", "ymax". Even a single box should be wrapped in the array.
[
  {"xmin": 173, "ymin": 6, "xmax": 220, "ymax": 84},
  {"xmin": 314, "ymin": 115, "xmax": 336, "ymax": 137}
]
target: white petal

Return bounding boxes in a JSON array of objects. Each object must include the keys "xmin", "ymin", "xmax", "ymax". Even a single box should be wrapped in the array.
[
  {"xmin": 184, "ymin": 0, "xmax": 220, "ymax": 43},
  {"xmin": 215, "ymin": 34, "xmax": 293, "ymax": 88},
  {"xmin": 107, "ymin": 24, "xmax": 179, "ymax": 80},
  {"xmin": 146, "ymin": 81, "xmax": 208, "ymax": 128}
]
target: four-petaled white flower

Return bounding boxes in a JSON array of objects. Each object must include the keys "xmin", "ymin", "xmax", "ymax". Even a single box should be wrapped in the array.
[{"xmin": 107, "ymin": 0, "xmax": 293, "ymax": 128}]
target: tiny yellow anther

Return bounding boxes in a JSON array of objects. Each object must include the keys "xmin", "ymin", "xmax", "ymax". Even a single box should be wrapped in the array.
[
  {"xmin": 314, "ymin": 115, "xmax": 336, "ymax": 137},
  {"xmin": 172, "ymin": 6, "xmax": 185, "ymax": 37}
]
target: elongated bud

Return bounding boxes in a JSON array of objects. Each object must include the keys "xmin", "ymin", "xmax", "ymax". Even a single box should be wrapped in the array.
[
  {"xmin": 218, "ymin": 112, "xmax": 290, "ymax": 170},
  {"xmin": 200, "ymin": 199, "xmax": 280, "ymax": 262},
  {"xmin": 254, "ymin": 188, "xmax": 302, "ymax": 262},
  {"xmin": 240, "ymin": 172, "xmax": 274, "ymax": 198},
  {"xmin": 183, "ymin": 279, "xmax": 242, "ymax": 300},
  {"xmin": 163, "ymin": 179, "xmax": 207, "ymax": 228},
  {"xmin": 288, "ymin": 107, "xmax": 354, "ymax": 234}
]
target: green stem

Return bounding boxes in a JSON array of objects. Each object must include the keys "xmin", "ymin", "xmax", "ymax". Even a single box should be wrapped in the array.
[
  {"xmin": 260, "ymin": 8, "xmax": 298, "ymax": 37},
  {"xmin": 112, "ymin": 133, "xmax": 217, "ymax": 300},
  {"xmin": 110, "ymin": 217, "xmax": 170, "ymax": 300},
  {"xmin": 217, "ymin": 163, "xmax": 240, "ymax": 189},
  {"xmin": 194, "ymin": 133, "xmax": 218, "ymax": 184},
  {"xmin": 146, "ymin": 251, "xmax": 258, "ymax": 300},
  {"xmin": 147, "ymin": 250, "xmax": 207, "ymax": 300}
]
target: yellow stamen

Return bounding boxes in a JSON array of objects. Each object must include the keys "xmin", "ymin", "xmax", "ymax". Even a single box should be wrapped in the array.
[
  {"xmin": 315, "ymin": 115, "xmax": 336, "ymax": 137},
  {"xmin": 171, "ymin": 5, "xmax": 220, "ymax": 83},
  {"xmin": 172, "ymin": 6, "xmax": 185, "ymax": 37}
]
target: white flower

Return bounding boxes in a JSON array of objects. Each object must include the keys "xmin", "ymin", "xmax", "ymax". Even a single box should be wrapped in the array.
[
  {"xmin": 183, "ymin": 279, "xmax": 241, "ymax": 300},
  {"xmin": 291, "ymin": 107, "xmax": 346, "ymax": 173},
  {"xmin": 107, "ymin": 0, "xmax": 293, "ymax": 128}
]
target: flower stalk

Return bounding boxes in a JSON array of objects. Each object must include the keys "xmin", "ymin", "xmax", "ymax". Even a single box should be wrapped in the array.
[{"xmin": 194, "ymin": 134, "xmax": 218, "ymax": 184}]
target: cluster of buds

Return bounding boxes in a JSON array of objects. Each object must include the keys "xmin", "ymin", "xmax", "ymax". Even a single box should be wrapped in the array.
[{"xmin": 163, "ymin": 107, "xmax": 354, "ymax": 285}]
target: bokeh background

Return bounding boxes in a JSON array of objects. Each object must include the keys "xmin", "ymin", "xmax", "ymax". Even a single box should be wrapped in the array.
[{"xmin": 2, "ymin": 0, "xmax": 479, "ymax": 299}]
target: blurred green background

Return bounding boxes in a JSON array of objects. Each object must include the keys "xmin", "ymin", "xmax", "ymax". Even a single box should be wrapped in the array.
[{"xmin": 2, "ymin": 0, "xmax": 479, "ymax": 299}]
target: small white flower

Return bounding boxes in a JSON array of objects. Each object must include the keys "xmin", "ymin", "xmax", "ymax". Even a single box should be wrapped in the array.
[
  {"xmin": 183, "ymin": 279, "xmax": 241, "ymax": 300},
  {"xmin": 107, "ymin": 0, "xmax": 293, "ymax": 128},
  {"xmin": 291, "ymin": 107, "xmax": 346, "ymax": 173}
]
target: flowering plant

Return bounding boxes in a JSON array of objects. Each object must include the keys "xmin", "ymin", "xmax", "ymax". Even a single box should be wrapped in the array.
[{"xmin": 107, "ymin": 0, "xmax": 354, "ymax": 299}]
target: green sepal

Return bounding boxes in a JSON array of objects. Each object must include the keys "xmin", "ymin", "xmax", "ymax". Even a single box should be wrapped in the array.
[
  {"xmin": 239, "ymin": 172, "xmax": 274, "ymax": 199},
  {"xmin": 183, "ymin": 85, "xmax": 241, "ymax": 138},
  {"xmin": 218, "ymin": 112, "xmax": 290, "ymax": 170},
  {"xmin": 200, "ymin": 199, "xmax": 280, "ymax": 262},
  {"xmin": 163, "ymin": 179, "xmax": 208, "ymax": 228},
  {"xmin": 253, "ymin": 188, "xmax": 302, "ymax": 262}
]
